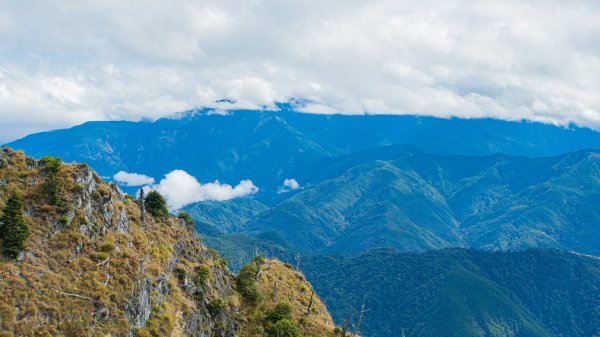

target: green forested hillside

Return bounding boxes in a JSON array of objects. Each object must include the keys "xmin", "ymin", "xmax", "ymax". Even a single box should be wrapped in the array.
[
  {"xmin": 183, "ymin": 198, "xmax": 269, "ymax": 234},
  {"xmin": 248, "ymin": 160, "xmax": 462, "ymax": 254},
  {"xmin": 302, "ymin": 249, "xmax": 600, "ymax": 337},
  {"xmin": 196, "ymin": 149, "xmax": 600, "ymax": 258}
]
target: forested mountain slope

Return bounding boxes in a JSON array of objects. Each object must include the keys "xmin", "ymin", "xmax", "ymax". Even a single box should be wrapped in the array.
[{"xmin": 303, "ymin": 249, "xmax": 600, "ymax": 337}]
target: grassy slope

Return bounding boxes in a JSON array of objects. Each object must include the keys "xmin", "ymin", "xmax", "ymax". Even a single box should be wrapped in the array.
[
  {"xmin": 240, "ymin": 259, "xmax": 338, "ymax": 337},
  {"xmin": 0, "ymin": 148, "xmax": 335, "ymax": 337}
]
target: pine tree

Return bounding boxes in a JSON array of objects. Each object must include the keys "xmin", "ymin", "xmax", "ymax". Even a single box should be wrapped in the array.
[
  {"xmin": 1, "ymin": 190, "xmax": 30, "ymax": 259},
  {"xmin": 144, "ymin": 190, "xmax": 168, "ymax": 218}
]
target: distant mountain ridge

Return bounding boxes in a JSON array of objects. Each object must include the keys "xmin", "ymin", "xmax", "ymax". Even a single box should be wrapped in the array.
[
  {"xmin": 6, "ymin": 108, "xmax": 600, "ymax": 199},
  {"xmin": 187, "ymin": 148, "xmax": 600, "ymax": 258}
]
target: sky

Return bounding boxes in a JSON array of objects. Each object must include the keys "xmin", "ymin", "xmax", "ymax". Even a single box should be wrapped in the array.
[{"xmin": 1, "ymin": 0, "xmax": 600, "ymax": 143}]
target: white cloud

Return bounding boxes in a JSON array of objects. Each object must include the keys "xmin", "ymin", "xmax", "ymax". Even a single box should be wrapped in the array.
[
  {"xmin": 1, "ymin": 0, "xmax": 600, "ymax": 142},
  {"xmin": 113, "ymin": 171, "xmax": 155, "ymax": 186},
  {"xmin": 153, "ymin": 169, "xmax": 258, "ymax": 209},
  {"xmin": 278, "ymin": 178, "xmax": 301, "ymax": 194}
]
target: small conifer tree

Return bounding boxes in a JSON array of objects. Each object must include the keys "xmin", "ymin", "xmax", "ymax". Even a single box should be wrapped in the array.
[
  {"xmin": 144, "ymin": 190, "xmax": 168, "ymax": 218},
  {"xmin": 1, "ymin": 190, "xmax": 30, "ymax": 258}
]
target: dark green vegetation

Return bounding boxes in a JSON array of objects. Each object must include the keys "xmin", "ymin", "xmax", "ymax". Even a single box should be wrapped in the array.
[
  {"xmin": 177, "ymin": 211, "xmax": 194, "ymax": 229},
  {"xmin": 0, "ymin": 190, "xmax": 29, "ymax": 258},
  {"xmin": 203, "ymin": 233, "xmax": 293, "ymax": 272},
  {"xmin": 182, "ymin": 198, "xmax": 269, "ymax": 234},
  {"xmin": 236, "ymin": 257, "xmax": 263, "ymax": 305},
  {"xmin": 190, "ymin": 148, "xmax": 600, "ymax": 263},
  {"xmin": 303, "ymin": 249, "xmax": 600, "ymax": 337},
  {"xmin": 144, "ymin": 190, "xmax": 168, "ymax": 218},
  {"xmin": 6, "ymin": 108, "xmax": 600, "ymax": 199},
  {"xmin": 40, "ymin": 156, "xmax": 65, "ymax": 206}
]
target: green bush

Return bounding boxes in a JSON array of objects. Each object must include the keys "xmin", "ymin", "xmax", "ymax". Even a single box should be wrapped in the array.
[
  {"xmin": 271, "ymin": 319, "xmax": 301, "ymax": 337},
  {"xmin": 236, "ymin": 261, "xmax": 263, "ymax": 305},
  {"xmin": 194, "ymin": 266, "xmax": 211, "ymax": 287},
  {"xmin": 44, "ymin": 173, "xmax": 64, "ymax": 206},
  {"xmin": 40, "ymin": 156, "xmax": 65, "ymax": 206},
  {"xmin": 178, "ymin": 211, "xmax": 194, "ymax": 227},
  {"xmin": 144, "ymin": 191, "xmax": 168, "ymax": 218},
  {"xmin": 267, "ymin": 303, "xmax": 293, "ymax": 323},
  {"xmin": 1, "ymin": 191, "xmax": 30, "ymax": 259},
  {"xmin": 40, "ymin": 156, "xmax": 62, "ymax": 173},
  {"xmin": 175, "ymin": 266, "xmax": 187, "ymax": 282},
  {"xmin": 208, "ymin": 297, "xmax": 229, "ymax": 316},
  {"xmin": 99, "ymin": 242, "xmax": 115, "ymax": 252}
]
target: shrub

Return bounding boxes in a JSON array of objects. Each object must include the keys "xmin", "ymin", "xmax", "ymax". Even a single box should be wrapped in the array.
[
  {"xmin": 271, "ymin": 319, "xmax": 301, "ymax": 337},
  {"xmin": 208, "ymin": 297, "xmax": 229, "ymax": 316},
  {"xmin": 236, "ymin": 261, "xmax": 263, "ymax": 305},
  {"xmin": 73, "ymin": 184, "xmax": 84, "ymax": 193},
  {"xmin": 44, "ymin": 174, "xmax": 65, "ymax": 206},
  {"xmin": 1, "ymin": 190, "xmax": 30, "ymax": 259},
  {"xmin": 175, "ymin": 265, "xmax": 187, "ymax": 282},
  {"xmin": 99, "ymin": 242, "xmax": 115, "ymax": 252},
  {"xmin": 144, "ymin": 191, "xmax": 168, "ymax": 218},
  {"xmin": 194, "ymin": 266, "xmax": 211, "ymax": 287},
  {"xmin": 40, "ymin": 156, "xmax": 65, "ymax": 206},
  {"xmin": 178, "ymin": 211, "xmax": 194, "ymax": 227},
  {"xmin": 334, "ymin": 327, "xmax": 342, "ymax": 335},
  {"xmin": 40, "ymin": 156, "xmax": 62, "ymax": 173},
  {"xmin": 134, "ymin": 329, "xmax": 151, "ymax": 337},
  {"xmin": 267, "ymin": 303, "xmax": 293, "ymax": 323}
]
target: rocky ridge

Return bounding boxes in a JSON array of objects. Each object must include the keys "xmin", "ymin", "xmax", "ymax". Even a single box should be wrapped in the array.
[{"xmin": 0, "ymin": 148, "xmax": 336, "ymax": 337}]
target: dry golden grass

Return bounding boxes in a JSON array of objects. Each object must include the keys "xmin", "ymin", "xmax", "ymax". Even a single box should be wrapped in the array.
[
  {"xmin": 0, "ymin": 148, "xmax": 233, "ymax": 336},
  {"xmin": 0, "ymin": 148, "xmax": 339, "ymax": 337},
  {"xmin": 239, "ymin": 259, "xmax": 338, "ymax": 337}
]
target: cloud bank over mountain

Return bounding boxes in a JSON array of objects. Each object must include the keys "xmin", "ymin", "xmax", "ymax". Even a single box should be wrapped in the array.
[{"xmin": 1, "ymin": 0, "xmax": 600, "ymax": 142}]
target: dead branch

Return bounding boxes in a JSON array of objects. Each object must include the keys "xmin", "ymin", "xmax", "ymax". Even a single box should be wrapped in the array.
[
  {"xmin": 340, "ymin": 312, "xmax": 352, "ymax": 337},
  {"xmin": 49, "ymin": 287, "xmax": 98, "ymax": 303},
  {"xmin": 306, "ymin": 289, "xmax": 315, "ymax": 316},
  {"xmin": 350, "ymin": 295, "xmax": 368, "ymax": 337},
  {"xmin": 97, "ymin": 256, "xmax": 110, "ymax": 266}
]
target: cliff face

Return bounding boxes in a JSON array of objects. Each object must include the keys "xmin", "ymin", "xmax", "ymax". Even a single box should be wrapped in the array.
[{"xmin": 0, "ymin": 148, "xmax": 336, "ymax": 337}]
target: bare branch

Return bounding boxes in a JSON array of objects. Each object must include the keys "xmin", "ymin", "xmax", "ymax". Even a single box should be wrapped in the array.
[
  {"xmin": 350, "ymin": 295, "xmax": 367, "ymax": 337},
  {"xmin": 49, "ymin": 287, "xmax": 98, "ymax": 303},
  {"xmin": 306, "ymin": 289, "xmax": 315, "ymax": 316}
]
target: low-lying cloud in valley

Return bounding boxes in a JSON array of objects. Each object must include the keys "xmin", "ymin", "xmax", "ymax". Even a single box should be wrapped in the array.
[{"xmin": 278, "ymin": 178, "xmax": 301, "ymax": 193}]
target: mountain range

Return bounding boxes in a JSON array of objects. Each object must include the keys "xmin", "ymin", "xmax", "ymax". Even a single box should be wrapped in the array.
[
  {"xmin": 5, "ymin": 108, "xmax": 600, "ymax": 337},
  {"xmin": 184, "ymin": 147, "xmax": 600, "ymax": 264},
  {"xmin": 7, "ymin": 107, "xmax": 600, "ymax": 199}
]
